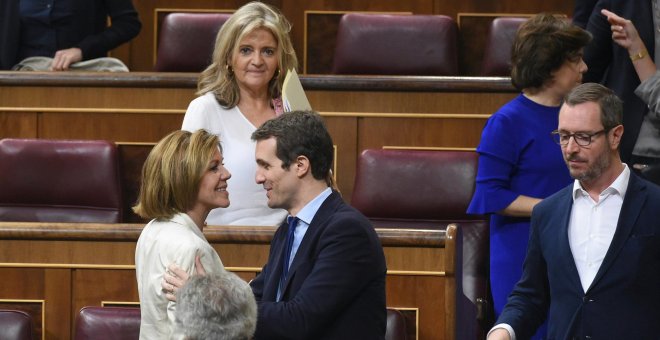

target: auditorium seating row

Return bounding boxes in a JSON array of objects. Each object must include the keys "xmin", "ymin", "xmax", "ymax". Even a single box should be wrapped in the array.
[
  {"xmin": 0, "ymin": 300, "xmax": 408, "ymax": 339},
  {"xmin": 0, "ymin": 139, "xmax": 487, "ymax": 228},
  {"xmin": 0, "ymin": 138, "xmax": 492, "ymax": 338},
  {"xmin": 154, "ymin": 12, "xmax": 526, "ymax": 76}
]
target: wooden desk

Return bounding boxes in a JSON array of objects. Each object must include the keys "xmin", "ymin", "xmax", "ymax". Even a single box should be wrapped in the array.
[
  {"xmin": 0, "ymin": 72, "xmax": 516, "ymax": 204},
  {"xmin": 0, "ymin": 222, "xmax": 456, "ymax": 340}
]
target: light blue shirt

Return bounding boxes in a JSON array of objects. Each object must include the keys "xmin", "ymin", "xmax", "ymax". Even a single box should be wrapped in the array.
[
  {"xmin": 288, "ymin": 187, "xmax": 332, "ymax": 267},
  {"xmin": 277, "ymin": 187, "xmax": 332, "ymax": 301}
]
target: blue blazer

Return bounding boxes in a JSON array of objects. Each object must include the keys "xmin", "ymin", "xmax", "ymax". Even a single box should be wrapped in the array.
[
  {"xmin": 498, "ymin": 173, "xmax": 660, "ymax": 339},
  {"xmin": 250, "ymin": 191, "xmax": 387, "ymax": 340}
]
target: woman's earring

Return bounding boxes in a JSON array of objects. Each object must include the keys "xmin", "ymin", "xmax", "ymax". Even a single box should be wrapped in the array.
[{"xmin": 225, "ymin": 64, "xmax": 233, "ymax": 78}]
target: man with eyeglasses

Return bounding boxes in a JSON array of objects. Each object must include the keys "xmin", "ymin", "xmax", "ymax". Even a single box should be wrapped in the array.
[{"xmin": 488, "ymin": 82, "xmax": 660, "ymax": 340}]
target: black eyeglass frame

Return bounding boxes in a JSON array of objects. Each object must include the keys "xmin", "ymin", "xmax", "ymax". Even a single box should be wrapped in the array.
[{"xmin": 550, "ymin": 129, "xmax": 607, "ymax": 147}]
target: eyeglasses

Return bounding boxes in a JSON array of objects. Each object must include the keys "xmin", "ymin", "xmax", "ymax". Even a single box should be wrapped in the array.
[{"xmin": 551, "ymin": 129, "xmax": 606, "ymax": 147}]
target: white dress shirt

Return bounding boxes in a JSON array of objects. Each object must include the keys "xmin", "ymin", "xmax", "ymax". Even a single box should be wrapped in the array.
[
  {"xmin": 489, "ymin": 165, "xmax": 630, "ymax": 339},
  {"xmin": 569, "ymin": 165, "xmax": 629, "ymax": 291}
]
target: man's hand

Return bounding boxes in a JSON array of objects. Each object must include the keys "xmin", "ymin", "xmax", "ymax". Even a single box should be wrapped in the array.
[
  {"xmin": 50, "ymin": 48, "xmax": 82, "ymax": 71},
  {"xmin": 161, "ymin": 255, "xmax": 207, "ymax": 302},
  {"xmin": 487, "ymin": 328, "xmax": 512, "ymax": 340}
]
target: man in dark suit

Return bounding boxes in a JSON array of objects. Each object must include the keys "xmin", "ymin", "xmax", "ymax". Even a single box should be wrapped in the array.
[
  {"xmin": 163, "ymin": 111, "xmax": 387, "ymax": 339},
  {"xmin": 248, "ymin": 110, "xmax": 386, "ymax": 339},
  {"xmin": 488, "ymin": 83, "xmax": 660, "ymax": 339},
  {"xmin": 582, "ymin": 0, "xmax": 654, "ymax": 164}
]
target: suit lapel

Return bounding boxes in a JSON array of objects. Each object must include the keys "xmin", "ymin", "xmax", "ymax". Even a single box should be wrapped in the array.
[
  {"xmin": 555, "ymin": 187, "xmax": 584, "ymax": 291},
  {"xmin": 587, "ymin": 173, "xmax": 647, "ymax": 292},
  {"xmin": 264, "ymin": 219, "xmax": 290, "ymax": 300},
  {"xmin": 281, "ymin": 191, "xmax": 341, "ymax": 292}
]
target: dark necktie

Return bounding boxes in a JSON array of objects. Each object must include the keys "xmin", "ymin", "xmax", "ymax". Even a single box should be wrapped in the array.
[{"xmin": 279, "ymin": 216, "xmax": 298, "ymax": 298}]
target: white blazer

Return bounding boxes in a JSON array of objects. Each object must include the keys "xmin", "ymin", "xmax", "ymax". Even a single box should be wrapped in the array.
[{"xmin": 135, "ymin": 213, "xmax": 224, "ymax": 339}]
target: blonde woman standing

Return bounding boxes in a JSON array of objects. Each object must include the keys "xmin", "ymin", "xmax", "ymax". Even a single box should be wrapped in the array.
[
  {"xmin": 134, "ymin": 129, "xmax": 230, "ymax": 339},
  {"xmin": 182, "ymin": 2, "xmax": 298, "ymax": 226}
]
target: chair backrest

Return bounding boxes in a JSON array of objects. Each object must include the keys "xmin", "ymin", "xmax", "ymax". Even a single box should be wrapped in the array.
[
  {"xmin": 0, "ymin": 310, "xmax": 34, "ymax": 340},
  {"xmin": 0, "ymin": 138, "xmax": 123, "ymax": 223},
  {"xmin": 74, "ymin": 306, "xmax": 140, "ymax": 340},
  {"xmin": 331, "ymin": 14, "xmax": 458, "ymax": 75},
  {"xmin": 351, "ymin": 149, "xmax": 480, "ymax": 228},
  {"xmin": 351, "ymin": 149, "xmax": 490, "ymax": 337},
  {"xmin": 385, "ymin": 308, "xmax": 407, "ymax": 340},
  {"xmin": 480, "ymin": 17, "xmax": 527, "ymax": 76},
  {"xmin": 154, "ymin": 12, "xmax": 231, "ymax": 72}
]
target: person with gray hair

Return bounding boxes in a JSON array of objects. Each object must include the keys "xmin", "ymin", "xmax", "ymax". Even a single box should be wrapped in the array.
[{"xmin": 175, "ymin": 271, "xmax": 257, "ymax": 340}]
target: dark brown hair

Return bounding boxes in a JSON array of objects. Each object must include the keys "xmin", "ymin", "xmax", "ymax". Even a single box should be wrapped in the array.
[{"xmin": 510, "ymin": 13, "xmax": 591, "ymax": 91}]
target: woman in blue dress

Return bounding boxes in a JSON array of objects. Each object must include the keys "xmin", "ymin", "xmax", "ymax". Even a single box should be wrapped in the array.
[{"xmin": 467, "ymin": 14, "xmax": 591, "ymax": 339}]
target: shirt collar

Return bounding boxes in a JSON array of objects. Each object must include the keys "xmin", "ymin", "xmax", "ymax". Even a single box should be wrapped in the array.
[
  {"xmin": 170, "ymin": 212, "xmax": 208, "ymax": 240},
  {"xmin": 292, "ymin": 187, "xmax": 332, "ymax": 225},
  {"xmin": 572, "ymin": 163, "xmax": 630, "ymax": 200}
]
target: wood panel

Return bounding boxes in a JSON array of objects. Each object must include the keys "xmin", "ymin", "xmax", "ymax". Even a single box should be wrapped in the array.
[
  {"xmin": 39, "ymin": 112, "xmax": 184, "ymax": 142},
  {"xmin": 0, "ymin": 268, "xmax": 70, "ymax": 340},
  {"xmin": 0, "ymin": 222, "xmax": 453, "ymax": 340},
  {"xmin": 0, "ymin": 111, "xmax": 37, "ymax": 138}
]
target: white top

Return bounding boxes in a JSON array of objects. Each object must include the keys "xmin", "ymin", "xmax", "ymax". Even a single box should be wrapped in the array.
[
  {"xmin": 182, "ymin": 92, "xmax": 288, "ymax": 226},
  {"xmin": 569, "ymin": 165, "xmax": 629, "ymax": 292},
  {"xmin": 135, "ymin": 213, "xmax": 225, "ymax": 340}
]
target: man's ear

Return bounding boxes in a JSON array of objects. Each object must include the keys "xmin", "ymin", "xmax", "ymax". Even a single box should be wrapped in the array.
[
  {"xmin": 609, "ymin": 124, "xmax": 624, "ymax": 150},
  {"xmin": 295, "ymin": 155, "xmax": 311, "ymax": 178}
]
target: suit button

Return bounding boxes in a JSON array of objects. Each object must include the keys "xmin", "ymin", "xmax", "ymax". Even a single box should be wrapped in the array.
[{"xmin": 583, "ymin": 296, "xmax": 587, "ymax": 302}]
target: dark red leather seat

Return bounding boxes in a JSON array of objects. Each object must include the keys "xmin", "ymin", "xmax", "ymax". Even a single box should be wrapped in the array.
[
  {"xmin": 351, "ymin": 149, "xmax": 480, "ymax": 228},
  {"xmin": 74, "ymin": 306, "xmax": 140, "ymax": 340},
  {"xmin": 154, "ymin": 12, "xmax": 231, "ymax": 72},
  {"xmin": 331, "ymin": 14, "xmax": 459, "ymax": 75},
  {"xmin": 480, "ymin": 17, "xmax": 527, "ymax": 76},
  {"xmin": 0, "ymin": 310, "xmax": 34, "ymax": 340},
  {"xmin": 385, "ymin": 308, "xmax": 407, "ymax": 340},
  {"xmin": 351, "ymin": 149, "xmax": 490, "ymax": 338},
  {"xmin": 0, "ymin": 138, "xmax": 123, "ymax": 223}
]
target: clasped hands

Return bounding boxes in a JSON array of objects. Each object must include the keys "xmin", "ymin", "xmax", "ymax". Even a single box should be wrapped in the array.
[{"xmin": 161, "ymin": 255, "xmax": 207, "ymax": 301}]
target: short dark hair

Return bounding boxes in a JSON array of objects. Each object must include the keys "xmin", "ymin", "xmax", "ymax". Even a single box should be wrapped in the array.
[
  {"xmin": 564, "ymin": 83, "xmax": 623, "ymax": 131},
  {"xmin": 510, "ymin": 13, "xmax": 591, "ymax": 90},
  {"xmin": 251, "ymin": 110, "xmax": 333, "ymax": 180}
]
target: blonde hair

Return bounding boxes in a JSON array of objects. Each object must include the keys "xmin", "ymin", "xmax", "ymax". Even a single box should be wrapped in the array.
[
  {"xmin": 132, "ymin": 130, "xmax": 220, "ymax": 219},
  {"xmin": 197, "ymin": 1, "xmax": 298, "ymax": 108}
]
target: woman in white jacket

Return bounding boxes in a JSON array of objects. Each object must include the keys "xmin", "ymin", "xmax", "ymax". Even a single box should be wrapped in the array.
[{"xmin": 134, "ymin": 129, "xmax": 230, "ymax": 339}]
